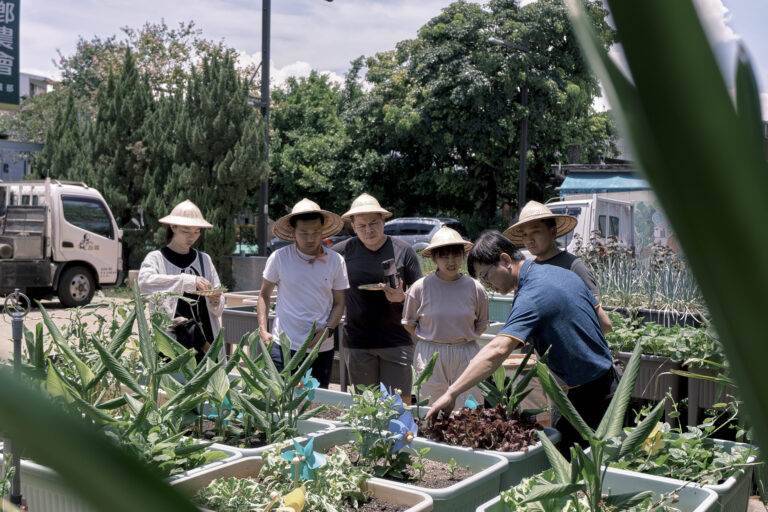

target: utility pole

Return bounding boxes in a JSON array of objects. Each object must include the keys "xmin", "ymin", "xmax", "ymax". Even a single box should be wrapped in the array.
[
  {"xmin": 489, "ymin": 36, "xmax": 530, "ymax": 209},
  {"xmin": 256, "ymin": 0, "xmax": 271, "ymax": 256}
]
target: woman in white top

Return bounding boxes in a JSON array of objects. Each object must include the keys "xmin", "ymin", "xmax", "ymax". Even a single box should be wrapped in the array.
[
  {"xmin": 403, "ymin": 227, "xmax": 489, "ymax": 409},
  {"xmin": 138, "ymin": 200, "xmax": 225, "ymax": 362}
]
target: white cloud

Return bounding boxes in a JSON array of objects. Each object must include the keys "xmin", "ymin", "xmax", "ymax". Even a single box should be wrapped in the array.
[
  {"xmin": 235, "ymin": 51, "xmax": 344, "ymax": 87},
  {"xmin": 692, "ymin": 0, "xmax": 738, "ymax": 43}
]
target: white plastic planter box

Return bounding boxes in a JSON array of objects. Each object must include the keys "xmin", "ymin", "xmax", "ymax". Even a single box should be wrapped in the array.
[
  {"xmin": 303, "ymin": 427, "xmax": 508, "ymax": 512},
  {"xmin": 0, "ymin": 443, "xmax": 241, "ymax": 512},
  {"xmin": 480, "ymin": 427, "xmax": 561, "ymax": 491},
  {"xmin": 171, "ymin": 456, "xmax": 434, "ymax": 512},
  {"xmin": 233, "ymin": 418, "xmax": 336, "ymax": 457},
  {"xmin": 488, "ymin": 294, "xmax": 515, "ymax": 324},
  {"xmin": 475, "ymin": 466, "xmax": 719, "ymax": 512}
]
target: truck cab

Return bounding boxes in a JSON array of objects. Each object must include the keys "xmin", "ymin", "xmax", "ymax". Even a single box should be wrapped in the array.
[
  {"xmin": 544, "ymin": 194, "xmax": 635, "ymax": 253},
  {"xmin": 0, "ymin": 179, "xmax": 123, "ymax": 306}
]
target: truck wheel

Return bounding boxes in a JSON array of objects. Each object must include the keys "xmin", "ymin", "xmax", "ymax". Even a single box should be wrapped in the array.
[{"xmin": 58, "ymin": 266, "xmax": 95, "ymax": 308}]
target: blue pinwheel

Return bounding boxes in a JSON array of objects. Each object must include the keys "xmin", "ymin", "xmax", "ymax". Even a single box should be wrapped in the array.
[
  {"xmin": 297, "ymin": 370, "xmax": 320, "ymax": 400},
  {"xmin": 464, "ymin": 394, "xmax": 479, "ymax": 410},
  {"xmin": 379, "ymin": 382, "xmax": 404, "ymax": 414},
  {"xmin": 280, "ymin": 437, "xmax": 327, "ymax": 481},
  {"xmin": 207, "ymin": 396, "xmax": 242, "ymax": 424},
  {"xmin": 387, "ymin": 411, "xmax": 418, "ymax": 453}
]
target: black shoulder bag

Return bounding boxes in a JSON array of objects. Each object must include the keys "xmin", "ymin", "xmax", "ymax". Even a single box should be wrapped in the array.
[{"xmin": 173, "ymin": 250, "xmax": 209, "ymax": 359}]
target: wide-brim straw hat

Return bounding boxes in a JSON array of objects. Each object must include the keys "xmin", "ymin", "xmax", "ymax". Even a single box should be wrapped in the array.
[
  {"xmin": 503, "ymin": 200, "xmax": 577, "ymax": 244},
  {"xmin": 158, "ymin": 200, "xmax": 213, "ymax": 228},
  {"xmin": 421, "ymin": 226, "xmax": 473, "ymax": 258},
  {"xmin": 341, "ymin": 193, "xmax": 392, "ymax": 221},
  {"xmin": 273, "ymin": 198, "xmax": 343, "ymax": 242}
]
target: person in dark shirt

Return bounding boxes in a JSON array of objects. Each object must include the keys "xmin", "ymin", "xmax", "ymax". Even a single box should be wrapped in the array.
[
  {"xmin": 425, "ymin": 231, "xmax": 618, "ymax": 455},
  {"xmin": 330, "ymin": 194, "xmax": 422, "ymax": 403},
  {"xmin": 504, "ymin": 201, "xmax": 612, "ymax": 334}
]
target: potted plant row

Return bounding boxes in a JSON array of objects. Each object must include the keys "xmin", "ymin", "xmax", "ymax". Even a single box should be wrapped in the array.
[
  {"xmin": 474, "ymin": 342, "xmax": 721, "ymax": 512},
  {"xmin": 10, "ymin": 288, "xmax": 335, "ymax": 511}
]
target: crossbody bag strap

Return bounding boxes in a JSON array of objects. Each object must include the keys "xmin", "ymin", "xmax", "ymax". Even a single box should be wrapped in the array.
[{"xmin": 196, "ymin": 249, "xmax": 207, "ymax": 280}]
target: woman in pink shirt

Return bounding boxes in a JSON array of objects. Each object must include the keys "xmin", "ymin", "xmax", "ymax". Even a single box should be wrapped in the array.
[{"xmin": 403, "ymin": 227, "xmax": 489, "ymax": 409}]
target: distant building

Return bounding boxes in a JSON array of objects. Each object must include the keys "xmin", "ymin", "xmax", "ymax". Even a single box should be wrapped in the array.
[{"xmin": 0, "ymin": 72, "xmax": 54, "ymax": 180}]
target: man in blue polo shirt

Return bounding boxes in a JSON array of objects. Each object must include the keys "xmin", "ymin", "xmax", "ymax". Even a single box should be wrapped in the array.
[{"xmin": 426, "ymin": 230, "xmax": 618, "ymax": 454}]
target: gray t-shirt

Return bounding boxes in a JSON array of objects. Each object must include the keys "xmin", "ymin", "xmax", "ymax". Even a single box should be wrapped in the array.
[
  {"xmin": 535, "ymin": 251, "xmax": 599, "ymax": 297},
  {"xmin": 403, "ymin": 273, "xmax": 489, "ymax": 344}
]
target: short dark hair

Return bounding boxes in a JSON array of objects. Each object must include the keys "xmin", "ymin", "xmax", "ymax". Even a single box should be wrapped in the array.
[
  {"xmin": 542, "ymin": 218, "xmax": 557, "ymax": 229},
  {"xmin": 431, "ymin": 244, "xmax": 465, "ymax": 259},
  {"xmin": 467, "ymin": 230, "xmax": 524, "ymax": 277},
  {"xmin": 165, "ymin": 225, "xmax": 174, "ymax": 242},
  {"xmin": 290, "ymin": 212, "xmax": 325, "ymax": 228}
]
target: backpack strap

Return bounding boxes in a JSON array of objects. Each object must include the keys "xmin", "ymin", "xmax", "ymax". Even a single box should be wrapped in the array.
[{"xmin": 196, "ymin": 249, "xmax": 207, "ymax": 280}]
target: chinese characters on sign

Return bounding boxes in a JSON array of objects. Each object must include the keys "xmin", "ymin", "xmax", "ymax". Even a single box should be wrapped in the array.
[{"xmin": 0, "ymin": 0, "xmax": 18, "ymax": 110}]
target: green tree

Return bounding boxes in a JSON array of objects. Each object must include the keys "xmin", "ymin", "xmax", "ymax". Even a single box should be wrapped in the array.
[
  {"xmin": 163, "ymin": 52, "xmax": 267, "ymax": 272},
  {"xmin": 269, "ymin": 71, "xmax": 349, "ymax": 216},
  {"xmin": 341, "ymin": 0, "xmax": 616, "ymax": 232},
  {"xmin": 35, "ymin": 90, "xmax": 90, "ymax": 179}
]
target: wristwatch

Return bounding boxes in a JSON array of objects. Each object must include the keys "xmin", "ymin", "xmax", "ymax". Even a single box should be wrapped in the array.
[{"xmin": 326, "ymin": 326, "xmax": 337, "ymax": 338}]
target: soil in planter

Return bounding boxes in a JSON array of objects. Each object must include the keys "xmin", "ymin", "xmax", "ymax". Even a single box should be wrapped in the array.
[
  {"xmin": 416, "ymin": 403, "xmax": 543, "ymax": 452},
  {"xmin": 187, "ymin": 418, "xmax": 269, "ymax": 448},
  {"xmin": 344, "ymin": 497, "xmax": 408, "ymax": 512},
  {"xmin": 336, "ymin": 444, "xmax": 474, "ymax": 489},
  {"xmin": 310, "ymin": 402, "xmax": 346, "ymax": 421}
]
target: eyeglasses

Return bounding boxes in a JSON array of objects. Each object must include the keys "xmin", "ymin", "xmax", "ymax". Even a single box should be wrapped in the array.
[
  {"xmin": 479, "ymin": 262, "xmax": 498, "ymax": 285},
  {"xmin": 354, "ymin": 220, "xmax": 383, "ymax": 231}
]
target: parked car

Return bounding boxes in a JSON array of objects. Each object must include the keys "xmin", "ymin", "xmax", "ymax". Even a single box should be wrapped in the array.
[{"xmin": 384, "ymin": 217, "xmax": 469, "ymax": 252}]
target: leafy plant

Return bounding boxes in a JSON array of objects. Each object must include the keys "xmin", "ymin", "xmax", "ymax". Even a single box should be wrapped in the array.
[
  {"xmin": 478, "ymin": 345, "xmax": 543, "ymax": 416},
  {"xmin": 605, "ymin": 313, "xmax": 726, "ymax": 366},
  {"xmin": 518, "ymin": 342, "xmax": 669, "ymax": 511},
  {"xmin": 341, "ymin": 384, "xmax": 428, "ymax": 480},
  {"xmin": 500, "ymin": 468, "xmax": 683, "ymax": 512},
  {"xmin": 194, "ymin": 440, "xmax": 371, "ymax": 512},
  {"xmin": 227, "ymin": 325, "xmax": 328, "ymax": 446},
  {"xmin": 609, "ymin": 417, "xmax": 756, "ymax": 486},
  {"xmin": 0, "ymin": 456, "xmax": 15, "ymax": 511}
]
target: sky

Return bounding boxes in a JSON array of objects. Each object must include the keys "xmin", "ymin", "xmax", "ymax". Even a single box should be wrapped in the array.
[{"xmin": 20, "ymin": 0, "xmax": 768, "ymax": 118}]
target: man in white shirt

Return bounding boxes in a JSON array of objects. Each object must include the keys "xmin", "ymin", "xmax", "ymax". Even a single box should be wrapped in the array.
[{"xmin": 257, "ymin": 199, "xmax": 349, "ymax": 388}]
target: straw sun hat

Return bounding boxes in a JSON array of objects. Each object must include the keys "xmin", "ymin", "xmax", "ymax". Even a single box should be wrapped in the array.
[
  {"xmin": 273, "ymin": 198, "xmax": 344, "ymax": 242},
  {"xmin": 158, "ymin": 200, "xmax": 213, "ymax": 229},
  {"xmin": 421, "ymin": 226, "xmax": 473, "ymax": 258},
  {"xmin": 503, "ymin": 201, "xmax": 577, "ymax": 245},
  {"xmin": 341, "ymin": 193, "xmax": 392, "ymax": 221}
]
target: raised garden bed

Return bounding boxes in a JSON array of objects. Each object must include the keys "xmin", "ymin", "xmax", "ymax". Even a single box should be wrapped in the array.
[
  {"xmin": 615, "ymin": 351, "xmax": 682, "ymax": 423},
  {"xmin": 476, "ymin": 466, "xmax": 719, "ymax": 512},
  {"xmin": 296, "ymin": 427, "xmax": 508, "ymax": 512},
  {"xmin": 171, "ymin": 455, "xmax": 434, "ymax": 512}
]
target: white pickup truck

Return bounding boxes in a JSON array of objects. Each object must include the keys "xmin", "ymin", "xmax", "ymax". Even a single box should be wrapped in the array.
[{"xmin": 0, "ymin": 179, "xmax": 123, "ymax": 307}]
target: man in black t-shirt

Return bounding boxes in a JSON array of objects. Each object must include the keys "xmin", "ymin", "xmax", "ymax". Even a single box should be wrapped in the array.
[{"xmin": 331, "ymin": 194, "xmax": 422, "ymax": 403}]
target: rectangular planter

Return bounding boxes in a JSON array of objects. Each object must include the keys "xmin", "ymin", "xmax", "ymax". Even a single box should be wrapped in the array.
[
  {"xmin": 686, "ymin": 368, "xmax": 738, "ymax": 427},
  {"xmin": 303, "ymin": 427, "xmax": 508, "ymax": 512},
  {"xmin": 233, "ymin": 418, "xmax": 337, "ymax": 457},
  {"xmin": 0, "ymin": 443, "xmax": 241, "ymax": 512},
  {"xmin": 171, "ymin": 456, "xmax": 434, "ymax": 512},
  {"xmin": 488, "ymin": 294, "xmax": 515, "ymax": 324},
  {"xmin": 617, "ymin": 351, "xmax": 682, "ymax": 423},
  {"xmin": 475, "ymin": 466, "xmax": 719, "ymax": 512},
  {"xmin": 480, "ymin": 427, "xmax": 561, "ymax": 492}
]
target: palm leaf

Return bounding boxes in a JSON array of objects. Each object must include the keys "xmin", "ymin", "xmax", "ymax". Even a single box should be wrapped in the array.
[
  {"xmin": 618, "ymin": 398, "xmax": 665, "ymax": 459},
  {"xmin": 38, "ymin": 303, "xmax": 95, "ymax": 387},
  {"xmin": 132, "ymin": 285, "xmax": 156, "ymax": 375},
  {"xmin": 535, "ymin": 361, "xmax": 593, "ymax": 441},
  {"xmin": 596, "ymin": 342, "xmax": 643, "ymax": 440}
]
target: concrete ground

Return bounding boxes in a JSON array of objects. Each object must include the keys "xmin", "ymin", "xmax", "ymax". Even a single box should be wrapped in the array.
[{"xmin": 0, "ymin": 295, "xmax": 132, "ymax": 362}]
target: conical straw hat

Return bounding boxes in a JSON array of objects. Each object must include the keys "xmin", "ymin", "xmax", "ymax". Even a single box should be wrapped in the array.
[
  {"xmin": 503, "ymin": 200, "xmax": 577, "ymax": 244},
  {"xmin": 273, "ymin": 198, "xmax": 343, "ymax": 242},
  {"xmin": 158, "ymin": 200, "xmax": 213, "ymax": 228},
  {"xmin": 420, "ymin": 226, "xmax": 473, "ymax": 258},
  {"xmin": 341, "ymin": 193, "xmax": 392, "ymax": 221}
]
